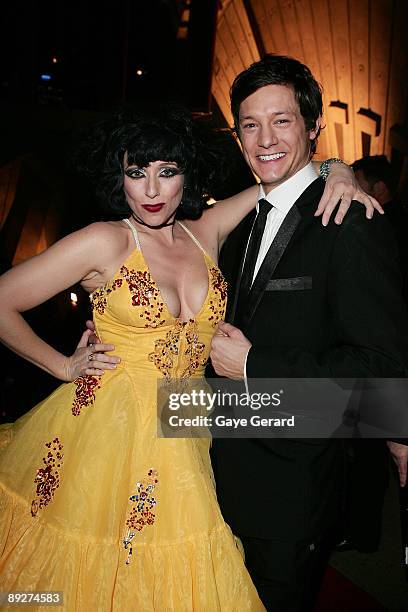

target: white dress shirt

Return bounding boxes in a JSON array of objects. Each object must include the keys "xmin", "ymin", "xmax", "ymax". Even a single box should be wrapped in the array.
[
  {"xmin": 242, "ymin": 162, "xmax": 319, "ymax": 387},
  {"xmin": 251, "ymin": 162, "xmax": 319, "ymax": 282}
]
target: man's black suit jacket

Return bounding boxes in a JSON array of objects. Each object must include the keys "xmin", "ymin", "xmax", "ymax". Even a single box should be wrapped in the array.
[{"xmin": 211, "ymin": 177, "xmax": 408, "ymax": 542}]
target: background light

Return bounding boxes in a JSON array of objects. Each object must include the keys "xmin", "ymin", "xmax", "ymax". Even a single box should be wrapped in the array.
[{"xmin": 40, "ymin": 74, "xmax": 52, "ymax": 81}]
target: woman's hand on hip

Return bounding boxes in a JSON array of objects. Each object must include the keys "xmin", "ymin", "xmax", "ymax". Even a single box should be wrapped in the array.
[{"xmin": 61, "ymin": 329, "xmax": 121, "ymax": 381}]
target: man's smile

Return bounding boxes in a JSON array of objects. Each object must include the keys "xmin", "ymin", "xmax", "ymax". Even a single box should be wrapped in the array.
[{"xmin": 257, "ymin": 153, "xmax": 286, "ymax": 161}]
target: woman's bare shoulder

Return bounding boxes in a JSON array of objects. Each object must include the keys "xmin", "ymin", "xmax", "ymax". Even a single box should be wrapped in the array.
[
  {"xmin": 75, "ymin": 220, "xmax": 133, "ymax": 284},
  {"xmin": 79, "ymin": 219, "xmax": 127, "ymax": 239},
  {"xmin": 75, "ymin": 220, "xmax": 130, "ymax": 254}
]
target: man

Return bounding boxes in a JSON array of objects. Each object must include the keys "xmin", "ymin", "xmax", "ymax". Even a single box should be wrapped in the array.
[
  {"xmin": 210, "ymin": 55, "xmax": 408, "ymax": 611},
  {"xmin": 349, "ymin": 154, "xmax": 408, "ymax": 560},
  {"xmin": 352, "ymin": 155, "xmax": 408, "ymax": 486},
  {"xmin": 352, "ymin": 155, "xmax": 401, "ymax": 219},
  {"xmin": 352, "ymin": 155, "xmax": 408, "ymax": 302}
]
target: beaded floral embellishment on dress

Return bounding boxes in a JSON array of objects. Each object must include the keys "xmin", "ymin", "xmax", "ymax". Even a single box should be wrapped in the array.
[
  {"xmin": 148, "ymin": 320, "xmax": 206, "ymax": 381},
  {"xmin": 183, "ymin": 323, "xmax": 206, "ymax": 378},
  {"xmin": 148, "ymin": 323, "xmax": 182, "ymax": 381},
  {"xmin": 31, "ymin": 438, "xmax": 64, "ymax": 517},
  {"xmin": 72, "ymin": 375, "xmax": 101, "ymax": 416},
  {"xmin": 208, "ymin": 267, "xmax": 228, "ymax": 326},
  {"xmin": 119, "ymin": 265, "xmax": 166, "ymax": 327},
  {"xmin": 123, "ymin": 468, "xmax": 159, "ymax": 565},
  {"xmin": 90, "ymin": 265, "xmax": 166, "ymax": 327},
  {"xmin": 90, "ymin": 279, "xmax": 123, "ymax": 315}
]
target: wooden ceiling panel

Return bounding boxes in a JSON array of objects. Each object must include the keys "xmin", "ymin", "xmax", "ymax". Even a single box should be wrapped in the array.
[
  {"xmin": 212, "ymin": 0, "xmax": 408, "ymax": 166},
  {"xmin": 212, "ymin": 0, "xmax": 260, "ymax": 126},
  {"xmin": 369, "ymin": 0, "xmax": 393, "ymax": 155},
  {"xmin": 310, "ymin": 1, "xmax": 338, "ymax": 104},
  {"xmin": 279, "ymin": 0, "xmax": 304, "ymax": 60},
  {"xmin": 214, "ymin": 34, "xmax": 237, "ymax": 85},
  {"xmin": 233, "ymin": 0, "xmax": 260, "ymax": 62},
  {"xmin": 225, "ymin": 5, "xmax": 252, "ymax": 67},
  {"xmin": 310, "ymin": 0, "xmax": 341, "ymax": 159},
  {"xmin": 212, "ymin": 52, "xmax": 233, "ymax": 124},
  {"xmin": 218, "ymin": 13, "xmax": 246, "ymax": 74},
  {"xmin": 294, "ymin": 0, "xmax": 322, "ymax": 80},
  {"xmin": 263, "ymin": 0, "xmax": 289, "ymax": 55},
  {"xmin": 327, "ymin": 0, "xmax": 355, "ymax": 162},
  {"xmin": 249, "ymin": 0, "xmax": 276, "ymax": 51},
  {"xmin": 293, "ymin": 1, "xmax": 329, "ymax": 159},
  {"xmin": 349, "ymin": 0, "xmax": 369, "ymax": 160}
]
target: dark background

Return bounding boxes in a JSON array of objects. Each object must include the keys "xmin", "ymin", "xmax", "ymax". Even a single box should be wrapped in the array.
[{"xmin": 0, "ymin": 0, "xmax": 254, "ymax": 422}]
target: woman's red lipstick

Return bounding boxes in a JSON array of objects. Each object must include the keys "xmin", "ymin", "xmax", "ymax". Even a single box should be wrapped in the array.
[{"xmin": 141, "ymin": 203, "xmax": 165, "ymax": 213}]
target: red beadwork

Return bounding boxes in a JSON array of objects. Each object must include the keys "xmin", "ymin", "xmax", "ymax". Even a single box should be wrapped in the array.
[
  {"xmin": 208, "ymin": 267, "xmax": 228, "ymax": 326},
  {"xmin": 210, "ymin": 267, "xmax": 228, "ymax": 300},
  {"xmin": 121, "ymin": 266, "xmax": 164, "ymax": 325},
  {"xmin": 72, "ymin": 375, "xmax": 101, "ymax": 416},
  {"xmin": 90, "ymin": 265, "xmax": 166, "ymax": 327},
  {"xmin": 90, "ymin": 278, "xmax": 123, "ymax": 314},
  {"xmin": 31, "ymin": 438, "xmax": 64, "ymax": 517}
]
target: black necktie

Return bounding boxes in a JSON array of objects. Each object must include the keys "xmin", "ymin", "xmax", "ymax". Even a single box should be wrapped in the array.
[{"xmin": 239, "ymin": 198, "xmax": 273, "ymax": 299}]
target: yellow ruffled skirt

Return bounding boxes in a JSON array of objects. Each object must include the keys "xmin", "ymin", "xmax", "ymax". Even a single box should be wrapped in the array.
[{"xmin": 0, "ymin": 372, "xmax": 264, "ymax": 611}]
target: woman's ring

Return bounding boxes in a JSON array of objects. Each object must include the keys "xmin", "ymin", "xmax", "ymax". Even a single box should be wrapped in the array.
[{"xmin": 88, "ymin": 353, "xmax": 94, "ymax": 362}]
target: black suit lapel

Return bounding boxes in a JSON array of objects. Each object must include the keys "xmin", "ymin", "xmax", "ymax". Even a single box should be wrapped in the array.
[
  {"xmin": 244, "ymin": 177, "xmax": 325, "ymax": 326},
  {"xmin": 244, "ymin": 205, "xmax": 301, "ymax": 325}
]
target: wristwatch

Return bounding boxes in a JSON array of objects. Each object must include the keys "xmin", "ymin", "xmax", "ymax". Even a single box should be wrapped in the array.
[{"xmin": 319, "ymin": 158, "xmax": 347, "ymax": 181}]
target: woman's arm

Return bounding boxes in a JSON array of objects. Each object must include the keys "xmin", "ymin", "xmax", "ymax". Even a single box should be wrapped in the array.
[
  {"xmin": 313, "ymin": 160, "xmax": 383, "ymax": 225},
  {"xmin": 198, "ymin": 160, "xmax": 383, "ymax": 248},
  {"xmin": 0, "ymin": 224, "xmax": 120, "ymax": 381}
]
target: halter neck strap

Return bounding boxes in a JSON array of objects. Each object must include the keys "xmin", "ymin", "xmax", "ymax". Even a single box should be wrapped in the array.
[
  {"xmin": 177, "ymin": 222, "xmax": 207, "ymax": 255},
  {"xmin": 122, "ymin": 218, "xmax": 141, "ymax": 250}
]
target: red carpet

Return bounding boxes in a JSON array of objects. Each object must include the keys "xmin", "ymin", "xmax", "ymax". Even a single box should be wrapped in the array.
[{"xmin": 315, "ymin": 566, "xmax": 387, "ymax": 611}]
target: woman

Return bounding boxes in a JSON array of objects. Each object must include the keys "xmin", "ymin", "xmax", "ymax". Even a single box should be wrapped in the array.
[{"xmin": 0, "ymin": 106, "xmax": 378, "ymax": 610}]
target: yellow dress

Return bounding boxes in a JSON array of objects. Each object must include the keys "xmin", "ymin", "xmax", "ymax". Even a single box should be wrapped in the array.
[{"xmin": 0, "ymin": 220, "xmax": 264, "ymax": 611}]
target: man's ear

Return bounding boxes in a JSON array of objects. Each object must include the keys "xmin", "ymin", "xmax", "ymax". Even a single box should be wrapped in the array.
[{"xmin": 309, "ymin": 116, "xmax": 322, "ymax": 142}]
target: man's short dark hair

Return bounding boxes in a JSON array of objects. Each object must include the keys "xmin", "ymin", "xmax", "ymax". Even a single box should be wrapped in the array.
[
  {"xmin": 352, "ymin": 155, "xmax": 397, "ymax": 195},
  {"xmin": 230, "ymin": 54, "xmax": 323, "ymax": 154}
]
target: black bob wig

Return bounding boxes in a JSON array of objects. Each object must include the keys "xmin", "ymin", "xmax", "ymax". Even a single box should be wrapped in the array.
[{"xmin": 80, "ymin": 104, "xmax": 222, "ymax": 220}]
